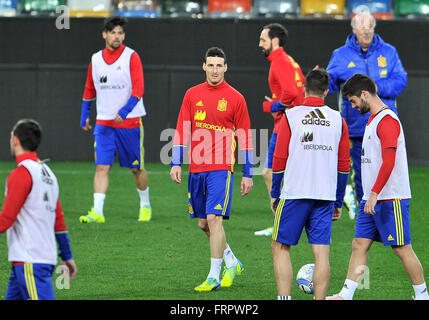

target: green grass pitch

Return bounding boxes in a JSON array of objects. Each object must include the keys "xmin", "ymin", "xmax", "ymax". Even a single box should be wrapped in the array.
[{"xmin": 0, "ymin": 162, "xmax": 427, "ymax": 300}]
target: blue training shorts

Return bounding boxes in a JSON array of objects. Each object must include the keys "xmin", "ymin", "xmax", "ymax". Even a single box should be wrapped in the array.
[
  {"xmin": 272, "ymin": 199, "xmax": 334, "ymax": 245},
  {"xmin": 355, "ymin": 199, "xmax": 411, "ymax": 246},
  {"xmin": 188, "ymin": 170, "xmax": 234, "ymax": 220},
  {"xmin": 93, "ymin": 122, "xmax": 145, "ymax": 169},
  {"xmin": 263, "ymin": 132, "xmax": 278, "ymax": 169},
  {"xmin": 5, "ymin": 263, "xmax": 55, "ymax": 300}
]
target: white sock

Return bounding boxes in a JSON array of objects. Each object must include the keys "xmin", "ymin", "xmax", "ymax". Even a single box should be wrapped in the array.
[
  {"xmin": 223, "ymin": 245, "xmax": 238, "ymax": 269},
  {"xmin": 93, "ymin": 193, "xmax": 106, "ymax": 216},
  {"xmin": 338, "ymin": 279, "xmax": 359, "ymax": 300},
  {"xmin": 137, "ymin": 187, "xmax": 150, "ymax": 208},
  {"xmin": 207, "ymin": 258, "xmax": 223, "ymax": 282},
  {"xmin": 278, "ymin": 296, "xmax": 291, "ymax": 300},
  {"xmin": 413, "ymin": 282, "xmax": 429, "ymax": 300}
]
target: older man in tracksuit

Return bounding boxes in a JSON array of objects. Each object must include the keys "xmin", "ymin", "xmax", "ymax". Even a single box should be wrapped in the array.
[{"xmin": 326, "ymin": 11, "xmax": 407, "ymax": 217}]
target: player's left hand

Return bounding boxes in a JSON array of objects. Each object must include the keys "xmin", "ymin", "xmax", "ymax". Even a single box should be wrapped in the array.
[
  {"xmin": 332, "ymin": 207, "xmax": 342, "ymax": 221},
  {"xmin": 114, "ymin": 114, "xmax": 124, "ymax": 123},
  {"xmin": 240, "ymin": 177, "xmax": 253, "ymax": 196},
  {"xmin": 364, "ymin": 191, "xmax": 378, "ymax": 215}
]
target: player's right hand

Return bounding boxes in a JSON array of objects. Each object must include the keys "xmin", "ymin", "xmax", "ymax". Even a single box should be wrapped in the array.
[
  {"xmin": 270, "ymin": 101, "xmax": 286, "ymax": 113},
  {"xmin": 81, "ymin": 118, "xmax": 92, "ymax": 131},
  {"xmin": 61, "ymin": 259, "xmax": 77, "ymax": 282},
  {"xmin": 270, "ymin": 198, "xmax": 279, "ymax": 214},
  {"xmin": 170, "ymin": 165, "xmax": 182, "ymax": 184}
]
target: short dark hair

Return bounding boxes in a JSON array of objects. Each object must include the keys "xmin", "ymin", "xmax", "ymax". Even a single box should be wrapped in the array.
[
  {"xmin": 205, "ymin": 47, "xmax": 227, "ymax": 64},
  {"xmin": 305, "ymin": 68, "xmax": 330, "ymax": 96},
  {"xmin": 12, "ymin": 119, "xmax": 42, "ymax": 152},
  {"xmin": 263, "ymin": 23, "xmax": 288, "ymax": 47},
  {"xmin": 341, "ymin": 74, "xmax": 377, "ymax": 97},
  {"xmin": 103, "ymin": 16, "xmax": 127, "ymax": 32}
]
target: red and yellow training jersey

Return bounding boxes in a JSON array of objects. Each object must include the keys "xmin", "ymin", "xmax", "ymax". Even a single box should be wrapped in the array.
[
  {"xmin": 173, "ymin": 80, "xmax": 253, "ymax": 173},
  {"xmin": 263, "ymin": 47, "xmax": 305, "ymax": 133}
]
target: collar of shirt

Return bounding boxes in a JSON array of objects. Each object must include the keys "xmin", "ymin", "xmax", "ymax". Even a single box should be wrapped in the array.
[
  {"xmin": 204, "ymin": 79, "xmax": 228, "ymax": 90},
  {"xmin": 368, "ymin": 106, "xmax": 389, "ymax": 125},
  {"xmin": 348, "ymin": 33, "xmax": 382, "ymax": 55},
  {"xmin": 102, "ymin": 44, "xmax": 126, "ymax": 64},
  {"xmin": 15, "ymin": 152, "xmax": 39, "ymax": 165},
  {"xmin": 302, "ymin": 96, "xmax": 325, "ymax": 107},
  {"xmin": 267, "ymin": 47, "xmax": 285, "ymax": 62}
]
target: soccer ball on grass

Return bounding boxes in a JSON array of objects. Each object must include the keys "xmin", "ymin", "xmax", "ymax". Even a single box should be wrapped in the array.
[{"xmin": 296, "ymin": 263, "xmax": 314, "ymax": 294}]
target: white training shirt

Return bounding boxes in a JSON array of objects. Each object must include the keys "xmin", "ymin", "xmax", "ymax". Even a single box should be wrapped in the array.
[
  {"xmin": 280, "ymin": 105, "xmax": 343, "ymax": 200},
  {"xmin": 6, "ymin": 159, "xmax": 59, "ymax": 265},
  {"xmin": 361, "ymin": 109, "xmax": 411, "ymax": 200},
  {"xmin": 91, "ymin": 46, "xmax": 146, "ymax": 120}
]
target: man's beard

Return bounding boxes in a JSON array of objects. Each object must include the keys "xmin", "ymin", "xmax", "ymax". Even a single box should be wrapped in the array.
[
  {"xmin": 262, "ymin": 44, "xmax": 273, "ymax": 57},
  {"xmin": 108, "ymin": 40, "xmax": 121, "ymax": 50},
  {"xmin": 358, "ymin": 99, "xmax": 370, "ymax": 114}
]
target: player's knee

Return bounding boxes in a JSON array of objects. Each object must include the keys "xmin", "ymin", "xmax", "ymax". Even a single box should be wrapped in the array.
[
  {"xmin": 95, "ymin": 165, "xmax": 110, "ymax": 174},
  {"xmin": 206, "ymin": 214, "xmax": 222, "ymax": 231},
  {"xmin": 313, "ymin": 245, "xmax": 330, "ymax": 262},
  {"xmin": 130, "ymin": 168, "xmax": 144, "ymax": 174},
  {"xmin": 271, "ymin": 241, "xmax": 280, "ymax": 253},
  {"xmin": 271, "ymin": 240, "xmax": 289, "ymax": 254},
  {"xmin": 198, "ymin": 220, "xmax": 209, "ymax": 233},
  {"xmin": 351, "ymin": 238, "xmax": 371, "ymax": 253},
  {"xmin": 392, "ymin": 244, "xmax": 412, "ymax": 258}
]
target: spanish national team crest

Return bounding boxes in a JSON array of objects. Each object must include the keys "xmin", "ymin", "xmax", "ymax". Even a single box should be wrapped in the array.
[
  {"xmin": 217, "ymin": 98, "xmax": 228, "ymax": 112},
  {"xmin": 377, "ymin": 55, "xmax": 387, "ymax": 67}
]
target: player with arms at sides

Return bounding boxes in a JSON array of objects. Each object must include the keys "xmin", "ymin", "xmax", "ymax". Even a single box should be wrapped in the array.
[
  {"xmin": 255, "ymin": 23, "xmax": 305, "ymax": 237},
  {"xmin": 327, "ymin": 74, "xmax": 429, "ymax": 300},
  {"xmin": 0, "ymin": 119, "xmax": 77, "ymax": 300},
  {"xmin": 79, "ymin": 16, "xmax": 152, "ymax": 223},
  {"xmin": 170, "ymin": 47, "xmax": 254, "ymax": 292},
  {"xmin": 270, "ymin": 69, "xmax": 350, "ymax": 300}
]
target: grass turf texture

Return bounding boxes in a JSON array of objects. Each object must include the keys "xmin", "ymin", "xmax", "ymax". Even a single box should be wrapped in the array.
[{"xmin": 0, "ymin": 162, "xmax": 427, "ymax": 300}]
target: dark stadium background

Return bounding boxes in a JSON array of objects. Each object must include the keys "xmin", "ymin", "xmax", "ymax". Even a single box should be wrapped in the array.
[{"xmin": 0, "ymin": 15, "xmax": 428, "ymax": 165}]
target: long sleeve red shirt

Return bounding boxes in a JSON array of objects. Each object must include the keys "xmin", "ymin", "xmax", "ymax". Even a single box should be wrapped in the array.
[
  {"xmin": 272, "ymin": 97, "xmax": 350, "ymax": 174},
  {"xmin": 367, "ymin": 111, "xmax": 401, "ymax": 195},
  {"xmin": 173, "ymin": 80, "xmax": 253, "ymax": 173},
  {"xmin": 0, "ymin": 152, "xmax": 67, "ymax": 233},
  {"xmin": 82, "ymin": 44, "xmax": 144, "ymax": 101},
  {"xmin": 263, "ymin": 48, "xmax": 305, "ymax": 133}
]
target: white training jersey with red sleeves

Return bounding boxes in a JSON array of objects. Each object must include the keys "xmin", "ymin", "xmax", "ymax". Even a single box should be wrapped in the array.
[
  {"xmin": 361, "ymin": 109, "xmax": 411, "ymax": 200},
  {"xmin": 280, "ymin": 105, "xmax": 343, "ymax": 200},
  {"xmin": 6, "ymin": 160, "xmax": 60, "ymax": 265},
  {"xmin": 91, "ymin": 46, "xmax": 146, "ymax": 120}
]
